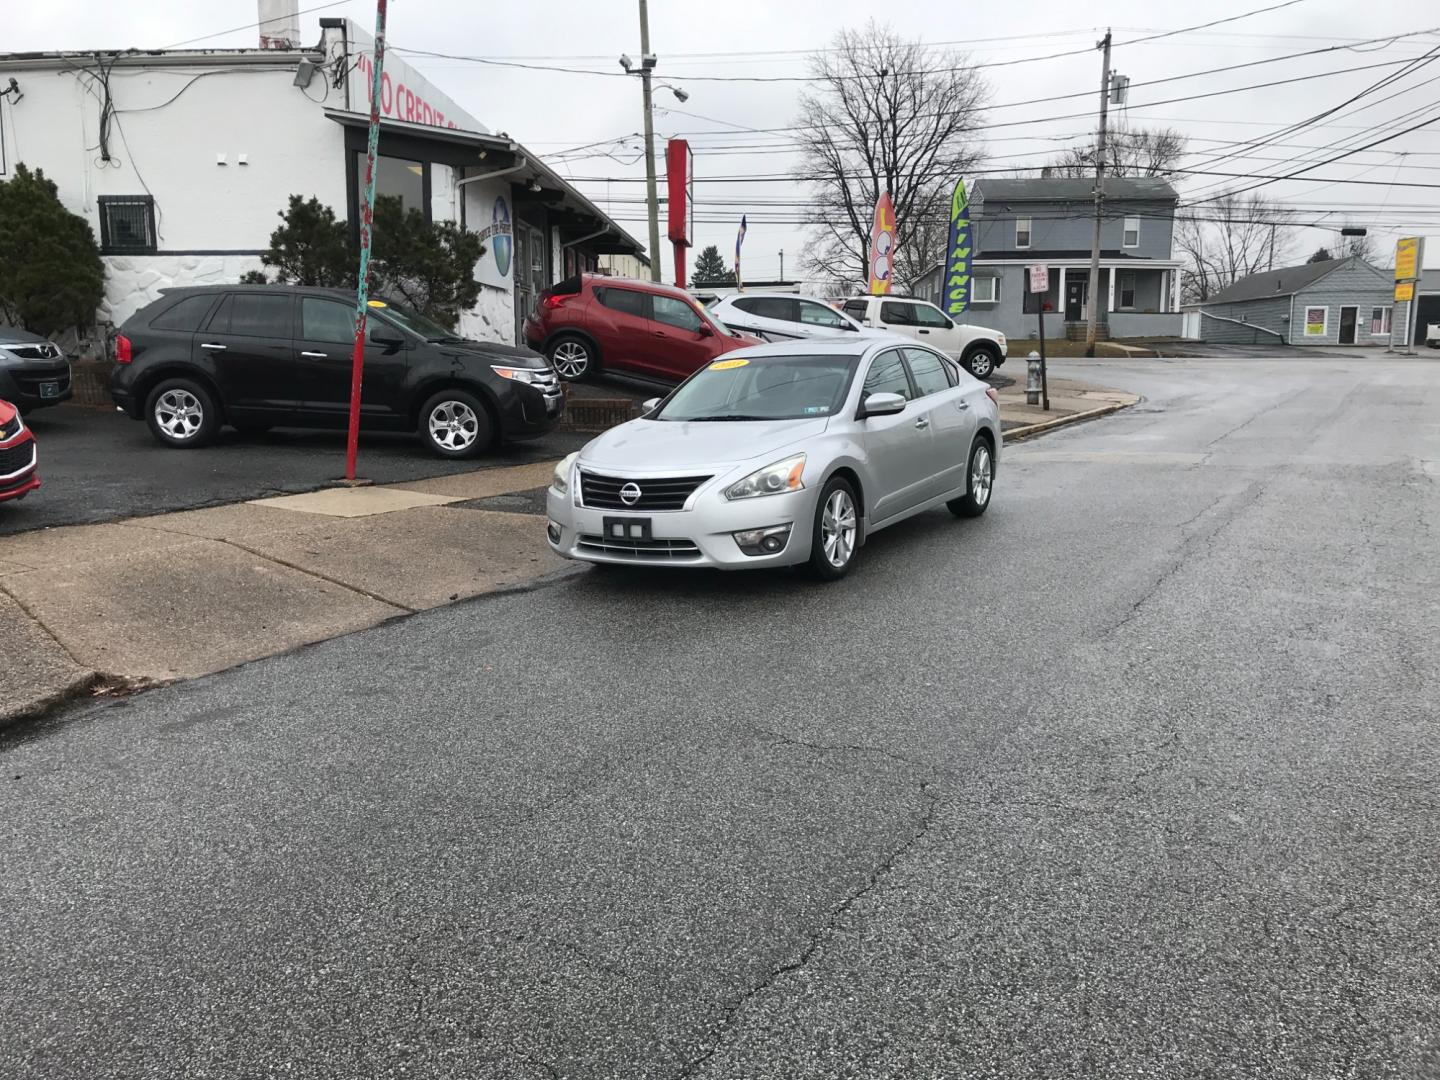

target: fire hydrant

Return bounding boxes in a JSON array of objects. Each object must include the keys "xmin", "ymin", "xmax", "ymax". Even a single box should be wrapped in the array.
[{"xmin": 1026, "ymin": 351, "xmax": 1043, "ymax": 405}]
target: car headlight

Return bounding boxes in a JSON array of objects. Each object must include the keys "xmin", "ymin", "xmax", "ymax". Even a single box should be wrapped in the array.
[
  {"xmin": 725, "ymin": 454, "xmax": 805, "ymax": 500},
  {"xmin": 552, "ymin": 451, "xmax": 578, "ymax": 495},
  {"xmin": 492, "ymin": 365, "xmax": 546, "ymax": 384}
]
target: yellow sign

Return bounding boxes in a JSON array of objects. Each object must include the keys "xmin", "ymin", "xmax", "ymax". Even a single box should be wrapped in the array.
[
  {"xmin": 709, "ymin": 357, "xmax": 749, "ymax": 370},
  {"xmin": 1395, "ymin": 282, "xmax": 1415, "ymax": 303},
  {"xmin": 1395, "ymin": 237, "xmax": 1420, "ymax": 281},
  {"xmin": 367, "ymin": 299, "xmax": 388, "ymax": 308}
]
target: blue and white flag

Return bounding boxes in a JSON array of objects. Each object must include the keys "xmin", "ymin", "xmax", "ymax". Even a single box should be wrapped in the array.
[{"xmin": 735, "ymin": 214, "xmax": 747, "ymax": 291}]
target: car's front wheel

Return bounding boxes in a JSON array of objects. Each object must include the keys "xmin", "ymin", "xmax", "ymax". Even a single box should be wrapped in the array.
[
  {"xmin": 807, "ymin": 476, "xmax": 860, "ymax": 580},
  {"xmin": 146, "ymin": 378, "xmax": 220, "ymax": 448},
  {"xmin": 548, "ymin": 334, "xmax": 595, "ymax": 381},
  {"xmin": 420, "ymin": 390, "xmax": 492, "ymax": 459},
  {"xmin": 948, "ymin": 438, "xmax": 994, "ymax": 518},
  {"xmin": 964, "ymin": 345, "xmax": 999, "ymax": 380}
]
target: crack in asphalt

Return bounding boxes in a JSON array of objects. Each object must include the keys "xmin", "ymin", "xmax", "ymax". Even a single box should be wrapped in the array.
[
  {"xmin": 673, "ymin": 732, "xmax": 941, "ymax": 1080},
  {"xmin": 1204, "ymin": 386, "xmax": 1309, "ymax": 448}
]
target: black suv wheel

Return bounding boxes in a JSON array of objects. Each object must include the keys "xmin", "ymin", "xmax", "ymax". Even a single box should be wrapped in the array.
[{"xmin": 146, "ymin": 377, "xmax": 220, "ymax": 448}]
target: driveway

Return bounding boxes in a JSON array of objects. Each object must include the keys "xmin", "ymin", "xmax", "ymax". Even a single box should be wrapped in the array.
[{"xmin": 2, "ymin": 406, "xmax": 588, "ymax": 536}]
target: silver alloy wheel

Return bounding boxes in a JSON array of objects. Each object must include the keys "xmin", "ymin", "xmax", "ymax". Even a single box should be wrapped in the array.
[
  {"xmin": 428, "ymin": 400, "xmax": 480, "ymax": 451},
  {"xmin": 551, "ymin": 340, "xmax": 589, "ymax": 379},
  {"xmin": 971, "ymin": 444, "xmax": 993, "ymax": 507},
  {"xmin": 969, "ymin": 349, "xmax": 995, "ymax": 379},
  {"xmin": 155, "ymin": 389, "xmax": 204, "ymax": 440},
  {"xmin": 821, "ymin": 489, "xmax": 857, "ymax": 569}
]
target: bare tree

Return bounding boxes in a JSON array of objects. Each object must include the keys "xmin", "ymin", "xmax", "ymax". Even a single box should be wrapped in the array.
[
  {"xmin": 1047, "ymin": 127, "xmax": 1188, "ymax": 179},
  {"xmin": 794, "ymin": 22, "xmax": 989, "ymax": 291},
  {"xmin": 1176, "ymin": 193, "xmax": 1294, "ymax": 304},
  {"xmin": 1339, "ymin": 226, "xmax": 1377, "ymax": 263}
]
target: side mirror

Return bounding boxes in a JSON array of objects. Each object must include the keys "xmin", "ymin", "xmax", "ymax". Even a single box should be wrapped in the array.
[
  {"xmin": 369, "ymin": 328, "xmax": 404, "ymax": 353},
  {"xmin": 860, "ymin": 392, "xmax": 907, "ymax": 418},
  {"xmin": 641, "ymin": 397, "xmax": 662, "ymax": 415},
  {"xmin": 696, "ymin": 323, "xmax": 714, "ymax": 337},
  {"xmin": 842, "ymin": 322, "xmax": 859, "ymax": 332}
]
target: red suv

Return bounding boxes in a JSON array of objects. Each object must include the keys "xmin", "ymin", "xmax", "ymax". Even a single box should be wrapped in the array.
[
  {"xmin": 0, "ymin": 399, "xmax": 40, "ymax": 503},
  {"xmin": 524, "ymin": 274, "xmax": 758, "ymax": 383}
]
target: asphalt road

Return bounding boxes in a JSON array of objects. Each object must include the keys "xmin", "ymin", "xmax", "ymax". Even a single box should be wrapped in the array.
[
  {"xmin": 3, "ymin": 356, "xmax": 1438, "ymax": 1078},
  {"xmin": 2, "ymin": 406, "xmax": 589, "ymax": 536}
]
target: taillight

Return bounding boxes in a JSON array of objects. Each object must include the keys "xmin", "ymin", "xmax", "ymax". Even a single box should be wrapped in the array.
[
  {"xmin": 542, "ymin": 294, "xmax": 567, "ymax": 310},
  {"xmin": 985, "ymin": 387, "xmax": 999, "ymax": 405},
  {"xmin": 115, "ymin": 334, "xmax": 133, "ymax": 364}
]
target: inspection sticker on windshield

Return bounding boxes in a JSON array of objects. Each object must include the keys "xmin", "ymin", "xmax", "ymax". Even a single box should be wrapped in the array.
[
  {"xmin": 709, "ymin": 358, "xmax": 749, "ymax": 370},
  {"xmin": 367, "ymin": 299, "xmax": 388, "ymax": 308}
]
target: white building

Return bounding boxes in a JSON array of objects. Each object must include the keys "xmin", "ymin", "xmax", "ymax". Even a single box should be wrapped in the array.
[{"xmin": 0, "ymin": 8, "xmax": 646, "ymax": 352}]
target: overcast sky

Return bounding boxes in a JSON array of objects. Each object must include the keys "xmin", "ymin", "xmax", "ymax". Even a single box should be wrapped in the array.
[{"xmin": 9, "ymin": 0, "xmax": 1439, "ymax": 283}]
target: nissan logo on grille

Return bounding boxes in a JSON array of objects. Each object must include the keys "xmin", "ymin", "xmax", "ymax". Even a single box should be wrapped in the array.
[{"xmin": 619, "ymin": 483, "xmax": 642, "ymax": 506}]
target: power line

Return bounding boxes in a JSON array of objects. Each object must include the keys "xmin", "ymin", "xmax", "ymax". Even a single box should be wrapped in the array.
[{"xmin": 162, "ymin": 0, "xmax": 354, "ymax": 49}]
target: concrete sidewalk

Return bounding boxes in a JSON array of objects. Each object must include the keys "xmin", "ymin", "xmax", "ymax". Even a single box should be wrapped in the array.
[
  {"xmin": 0, "ymin": 375, "xmax": 1138, "ymax": 729},
  {"xmin": 0, "ymin": 460, "xmax": 571, "ymax": 728}
]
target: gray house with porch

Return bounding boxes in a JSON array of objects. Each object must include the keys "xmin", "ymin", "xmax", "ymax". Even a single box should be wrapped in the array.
[
  {"xmin": 1194, "ymin": 257, "xmax": 1395, "ymax": 346},
  {"xmin": 915, "ymin": 177, "xmax": 1183, "ymax": 341}
]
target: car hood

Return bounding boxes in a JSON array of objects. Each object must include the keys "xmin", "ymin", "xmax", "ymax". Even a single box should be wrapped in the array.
[
  {"xmin": 0, "ymin": 326, "xmax": 50, "ymax": 347},
  {"xmin": 0, "ymin": 399, "xmax": 17, "ymax": 425},
  {"xmin": 435, "ymin": 339, "xmax": 549, "ymax": 368},
  {"xmin": 580, "ymin": 416, "xmax": 828, "ymax": 472}
]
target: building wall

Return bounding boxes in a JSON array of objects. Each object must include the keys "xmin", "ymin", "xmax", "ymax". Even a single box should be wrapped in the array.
[
  {"xmin": 1198, "ymin": 297, "xmax": 1292, "ymax": 344},
  {"xmin": 971, "ymin": 194, "xmax": 1175, "ymax": 260},
  {"xmin": 1288, "ymin": 262, "xmax": 1394, "ymax": 345},
  {"xmin": 596, "ymin": 253, "xmax": 649, "ymax": 280},
  {"xmin": 967, "ymin": 263, "xmax": 1178, "ymax": 340},
  {"xmin": 459, "ymin": 175, "xmax": 516, "ymax": 343}
]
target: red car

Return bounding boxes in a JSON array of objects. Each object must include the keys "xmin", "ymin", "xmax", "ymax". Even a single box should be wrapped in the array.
[
  {"xmin": 0, "ymin": 399, "xmax": 40, "ymax": 503},
  {"xmin": 524, "ymin": 274, "xmax": 759, "ymax": 383}
]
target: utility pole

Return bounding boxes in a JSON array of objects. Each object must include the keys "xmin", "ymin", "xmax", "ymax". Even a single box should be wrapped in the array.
[
  {"xmin": 779, "ymin": 249, "xmax": 784, "ymax": 281},
  {"xmin": 638, "ymin": 0, "xmax": 662, "ymax": 282},
  {"xmin": 1085, "ymin": 28, "xmax": 1112, "ymax": 355}
]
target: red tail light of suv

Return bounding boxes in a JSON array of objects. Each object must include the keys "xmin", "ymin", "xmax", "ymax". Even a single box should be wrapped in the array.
[{"xmin": 523, "ymin": 273, "xmax": 760, "ymax": 384}]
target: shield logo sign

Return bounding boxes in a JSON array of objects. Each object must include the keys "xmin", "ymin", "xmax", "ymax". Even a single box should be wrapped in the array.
[{"xmin": 491, "ymin": 196, "xmax": 513, "ymax": 278}]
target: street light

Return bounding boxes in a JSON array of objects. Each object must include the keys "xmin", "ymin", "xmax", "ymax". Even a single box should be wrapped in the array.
[{"xmin": 619, "ymin": 0, "xmax": 672, "ymax": 282}]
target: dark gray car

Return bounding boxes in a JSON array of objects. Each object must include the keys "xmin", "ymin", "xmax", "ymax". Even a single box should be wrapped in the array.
[{"xmin": 0, "ymin": 326, "xmax": 73, "ymax": 410}]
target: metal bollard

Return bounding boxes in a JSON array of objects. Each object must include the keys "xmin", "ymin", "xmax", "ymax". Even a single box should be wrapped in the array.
[{"xmin": 1026, "ymin": 351, "xmax": 1043, "ymax": 405}]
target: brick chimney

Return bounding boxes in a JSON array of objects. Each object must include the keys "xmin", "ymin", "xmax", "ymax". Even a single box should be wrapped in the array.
[{"xmin": 257, "ymin": 0, "xmax": 301, "ymax": 49}]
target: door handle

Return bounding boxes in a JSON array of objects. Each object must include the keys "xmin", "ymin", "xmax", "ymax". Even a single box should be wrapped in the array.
[
  {"xmin": 958, "ymin": 400, "xmax": 970, "ymax": 411},
  {"xmin": 200, "ymin": 342, "xmax": 226, "ymax": 351},
  {"xmin": 300, "ymin": 351, "xmax": 327, "ymax": 358},
  {"xmin": 918, "ymin": 329, "xmax": 930, "ymax": 334},
  {"xmin": 914, "ymin": 417, "xmax": 930, "ymax": 430}
]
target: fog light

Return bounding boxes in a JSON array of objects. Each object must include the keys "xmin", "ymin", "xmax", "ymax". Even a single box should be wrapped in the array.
[
  {"xmin": 546, "ymin": 522, "xmax": 561, "ymax": 544},
  {"xmin": 733, "ymin": 523, "xmax": 792, "ymax": 556}
]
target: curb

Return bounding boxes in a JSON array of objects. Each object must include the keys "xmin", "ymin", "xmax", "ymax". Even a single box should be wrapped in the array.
[
  {"xmin": 0, "ymin": 671, "xmax": 104, "ymax": 735},
  {"xmin": 1002, "ymin": 399, "xmax": 1135, "ymax": 443}
]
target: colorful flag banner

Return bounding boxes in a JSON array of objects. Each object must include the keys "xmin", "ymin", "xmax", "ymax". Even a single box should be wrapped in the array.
[
  {"xmin": 944, "ymin": 179, "xmax": 971, "ymax": 318},
  {"xmin": 735, "ymin": 214, "xmax": 748, "ymax": 291},
  {"xmin": 868, "ymin": 193, "xmax": 896, "ymax": 296}
]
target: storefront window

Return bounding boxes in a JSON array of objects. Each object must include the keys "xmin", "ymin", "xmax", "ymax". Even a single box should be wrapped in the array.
[{"xmin": 356, "ymin": 154, "xmax": 427, "ymax": 217}]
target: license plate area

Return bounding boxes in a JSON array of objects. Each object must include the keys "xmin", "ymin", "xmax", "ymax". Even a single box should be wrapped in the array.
[
  {"xmin": 603, "ymin": 516, "xmax": 652, "ymax": 542},
  {"xmin": 39, "ymin": 381, "xmax": 60, "ymax": 399}
]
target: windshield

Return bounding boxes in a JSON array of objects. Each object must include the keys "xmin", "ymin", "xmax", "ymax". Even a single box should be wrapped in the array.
[
  {"xmin": 372, "ymin": 300, "xmax": 459, "ymax": 342},
  {"xmin": 655, "ymin": 354, "xmax": 861, "ymax": 422}
]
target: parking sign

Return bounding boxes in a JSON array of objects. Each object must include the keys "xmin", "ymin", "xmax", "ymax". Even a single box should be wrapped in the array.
[{"xmin": 1029, "ymin": 264, "xmax": 1049, "ymax": 293}]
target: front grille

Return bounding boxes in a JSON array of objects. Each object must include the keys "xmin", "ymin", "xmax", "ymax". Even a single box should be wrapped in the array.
[
  {"xmin": 531, "ymin": 369, "xmax": 561, "ymax": 393},
  {"xmin": 0, "ymin": 441, "xmax": 36, "ymax": 479},
  {"xmin": 1, "ymin": 343, "xmax": 62, "ymax": 361},
  {"xmin": 580, "ymin": 471, "xmax": 711, "ymax": 511},
  {"xmin": 577, "ymin": 534, "xmax": 702, "ymax": 561}
]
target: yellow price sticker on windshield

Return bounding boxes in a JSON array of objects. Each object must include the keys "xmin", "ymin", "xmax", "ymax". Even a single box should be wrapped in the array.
[
  {"xmin": 709, "ymin": 358, "xmax": 749, "ymax": 370},
  {"xmin": 367, "ymin": 299, "xmax": 388, "ymax": 308}
]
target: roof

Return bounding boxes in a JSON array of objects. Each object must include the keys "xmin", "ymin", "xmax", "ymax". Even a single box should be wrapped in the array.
[
  {"xmin": 1205, "ymin": 257, "xmax": 1375, "ymax": 305},
  {"xmin": 975, "ymin": 249, "xmax": 1165, "ymax": 261},
  {"xmin": 972, "ymin": 177, "xmax": 1178, "ymax": 203}
]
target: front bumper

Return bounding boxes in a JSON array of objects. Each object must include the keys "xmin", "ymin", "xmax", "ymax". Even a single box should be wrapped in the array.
[
  {"xmin": 0, "ymin": 362, "xmax": 73, "ymax": 410},
  {"xmin": 0, "ymin": 438, "xmax": 40, "ymax": 502},
  {"xmin": 497, "ymin": 382, "xmax": 566, "ymax": 440},
  {"xmin": 545, "ymin": 481, "xmax": 818, "ymax": 570}
]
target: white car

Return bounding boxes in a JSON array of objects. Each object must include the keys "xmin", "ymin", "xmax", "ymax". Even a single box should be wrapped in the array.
[
  {"xmin": 709, "ymin": 293, "xmax": 868, "ymax": 343},
  {"xmin": 839, "ymin": 296, "xmax": 1007, "ymax": 380}
]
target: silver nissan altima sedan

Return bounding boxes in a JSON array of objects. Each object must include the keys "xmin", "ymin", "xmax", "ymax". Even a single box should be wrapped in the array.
[{"xmin": 545, "ymin": 338, "xmax": 1001, "ymax": 579}]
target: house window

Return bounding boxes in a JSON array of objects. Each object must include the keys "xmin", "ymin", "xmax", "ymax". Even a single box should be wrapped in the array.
[
  {"xmin": 1119, "ymin": 271, "xmax": 1136, "ymax": 309},
  {"xmin": 1015, "ymin": 217, "xmax": 1031, "ymax": 249},
  {"xmin": 1303, "ymin": 306, "xmax": 1328, "ymax": 337},
  {"xmin": 972, "ymin": 276, "xmax": 999, "ymax": 304},
  {"xmin": 98, "ymin": 196, "xmax": 157, "ymax": 254},
  {"xmin": 1369, "ymin": 306, "xmax": 1392, "ymax": 335},
  {"xmin": 355, "ymin": 154, "xmax": 428, "ymax": 217},
  {"xmin": 1123, "ymin": 216, "xmax": 1140, "ymax": 248}
]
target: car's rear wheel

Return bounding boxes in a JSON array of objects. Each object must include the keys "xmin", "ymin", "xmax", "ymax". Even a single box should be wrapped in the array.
[
  {"xmin": 549, "ymin": 334, "xmax": 595, "ymax": 381},
  {"xmin": 964, "ymin": 345, "xmax": 999, "ymax": 380},
  {"xmin": 420, "ymin": 389, "xmax": 492, "ymax": 459},
  {"xmin": 145, "ymin": 378, "xmax": 220, "ymax": 448},
  {"xmin": 948, "ymin": 438, "xmax": 994, "ymax": 518},
  {"xmin": 807, "ymin": 476, "xmax": 860, "ymax": 580}
]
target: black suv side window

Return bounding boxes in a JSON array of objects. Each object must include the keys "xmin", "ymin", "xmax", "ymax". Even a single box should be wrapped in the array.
[
  {"xmin": 150, "ymin": 294, "xmax": 218, "ymax": 332},
  {"xmin": 597, "ymin": 287, "xmax": 649, "ymax": 318},
  {"xmin": 301, "ymin": 297, "xmax": 356, "ymax": 344},
  {"xmin": 208, "ymin": 293, "xmax": 293, "ymax": 337}
]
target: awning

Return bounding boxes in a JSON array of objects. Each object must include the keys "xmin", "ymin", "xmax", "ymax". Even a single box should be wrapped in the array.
[{"xmin": 324, "ymin": 109, "xmax": 646, "ymax": 257}]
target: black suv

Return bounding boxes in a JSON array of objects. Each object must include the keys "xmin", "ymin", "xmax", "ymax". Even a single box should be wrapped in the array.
[{"xmin": 111, "ymin": 286, "xmax": 564, "ymax": 457}]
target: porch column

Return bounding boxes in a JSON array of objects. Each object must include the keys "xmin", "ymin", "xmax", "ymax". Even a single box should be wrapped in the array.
[
  {"xmin": 1107, "ymin": 267, "xmax": 1116, "ymax": 314},
  {"xmin": 1057, "ymin": 267, "xmax": 1067, "ymax": 321}
]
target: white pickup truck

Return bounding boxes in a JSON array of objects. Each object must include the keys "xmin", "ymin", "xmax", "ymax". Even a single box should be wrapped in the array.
[
  {"xmin": 839, "ymin": 295, "xmax": 1007, "ymax": 379},
  {"xmin": 1427, "ymin": 322, "xmax": 1440, "ymax": 349}
]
